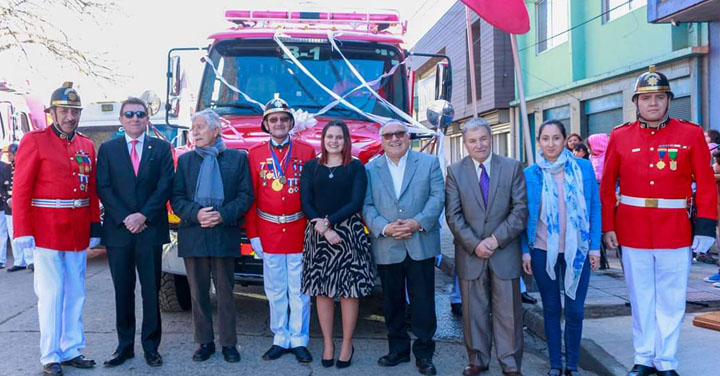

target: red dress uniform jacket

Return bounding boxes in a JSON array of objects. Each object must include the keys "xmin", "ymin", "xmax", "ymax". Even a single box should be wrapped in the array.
[
  {"xmin": 13, "ymin": 127, "xmax": 101, "ymax": 251},
  {"xmin": 600, "ymin": 118, "xmax": 718, "ymax": 249},
  {"xmin": 245, "ymin": 139, "xmax": 315, "ymax": 254}
]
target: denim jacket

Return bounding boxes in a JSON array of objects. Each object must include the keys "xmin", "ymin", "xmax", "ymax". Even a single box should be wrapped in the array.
[{"xmin": 521, "ymin": 157, "xmax": 602, "ymax": 254}]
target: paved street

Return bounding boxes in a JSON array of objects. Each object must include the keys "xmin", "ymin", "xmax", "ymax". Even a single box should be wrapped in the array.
[{"xmin": 0, "ymin": 250, "xmax": 600, "ymax": 376}]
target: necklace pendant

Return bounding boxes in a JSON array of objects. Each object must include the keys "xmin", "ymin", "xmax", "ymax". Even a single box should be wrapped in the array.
[{"xmin": 329, "ymin": 173, "xmax": 334, "ymax": 179}]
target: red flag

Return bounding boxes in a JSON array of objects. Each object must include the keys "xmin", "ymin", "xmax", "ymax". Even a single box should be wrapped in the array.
[{"xmin": 460, "ymin": 0, "xmax": 530, "ymax": 34}]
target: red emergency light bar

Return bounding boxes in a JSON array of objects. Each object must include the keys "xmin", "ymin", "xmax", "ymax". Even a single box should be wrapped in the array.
[{"xmin": 224, "ymin": 9, "xmax": 406, "ymax": 35}]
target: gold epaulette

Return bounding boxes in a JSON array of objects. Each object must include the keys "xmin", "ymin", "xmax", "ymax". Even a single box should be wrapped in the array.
[
  {"xmin": 613, "ymin": 122, "xmax": 632, "ymax": 130},
  {"xmin": 677, "ymin": 119, "xmax": 700, "ymax": 126}
]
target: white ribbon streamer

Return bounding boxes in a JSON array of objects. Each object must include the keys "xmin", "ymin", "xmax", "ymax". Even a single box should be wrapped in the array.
[{"xmin": 202, "ymin": 56, "xmax": 265, "ymax": 111}]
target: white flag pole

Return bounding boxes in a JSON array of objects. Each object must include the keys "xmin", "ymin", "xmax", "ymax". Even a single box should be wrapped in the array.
[{"xmin": 510, "ymin": 34, "xmax": 534, "ymax": 164}]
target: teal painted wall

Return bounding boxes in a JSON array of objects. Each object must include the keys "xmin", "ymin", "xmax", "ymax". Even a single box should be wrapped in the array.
[{"xmin": 517, "ymin": 1, "xmax": 708, "ymax": 99}]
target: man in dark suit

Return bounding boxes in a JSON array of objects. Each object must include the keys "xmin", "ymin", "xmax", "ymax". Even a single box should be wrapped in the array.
[
  {"xmin": 445, "ymin": 118, "xmax": 528, "ymax": 376},
  {"xmin": 96, "ymin": 97, "xmax": 174, "ymax": 368}
]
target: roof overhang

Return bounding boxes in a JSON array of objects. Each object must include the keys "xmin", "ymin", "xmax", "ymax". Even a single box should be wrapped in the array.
[{"xmin": 647, "ymin": 0, "xmax": 720, "ymax": 23}]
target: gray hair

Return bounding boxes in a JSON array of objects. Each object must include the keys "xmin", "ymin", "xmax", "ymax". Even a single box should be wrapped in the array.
[
  {"xmin": 461, "ymin": 117, "xmax": 492, "ymax": 139},
  {"xmin": 378, "ymin": 119, "xmax": 409, "ymax": 135},
  {"xmin": 191, "ymin": 109, "xmax": 223, "ymax": 130}
]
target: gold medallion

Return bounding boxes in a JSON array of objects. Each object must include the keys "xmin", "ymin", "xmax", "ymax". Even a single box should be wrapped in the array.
[
  {"xmin": 656, "ymin": 160, "xmax": 666, "ymax": 170},
  {"xmin": 266, "ymin": 172, "xmax": 274, "ymax": 179},
  {"xmin": 670, "ymin": 161, "xmax": 677, "ymax": 171},
  {"xmin": 271, "ymin": 179, "xmax": 283, "ymax": 192}
]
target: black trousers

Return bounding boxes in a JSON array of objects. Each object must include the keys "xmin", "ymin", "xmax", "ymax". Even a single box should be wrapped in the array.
[
  {"xmin": 107, "ymin": 241, "xmax": 163, "ymax": 353},
  {"xmin": 184, "ymin": 256, "xmax": 237, "ymax": 346},
  {"xmin": 377, "ymin": 255, "xmax": 436, "ymax": 360}
]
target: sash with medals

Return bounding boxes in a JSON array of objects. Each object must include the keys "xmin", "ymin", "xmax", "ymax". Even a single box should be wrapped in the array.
[{"xmin": 269, "ymin": 141, "xmax": 292, "ymax": 192}]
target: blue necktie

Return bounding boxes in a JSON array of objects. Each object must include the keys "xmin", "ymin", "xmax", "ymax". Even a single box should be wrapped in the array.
[{"xmin": 479, "ymin": 164, "xmax": 489, "ymax": 207}]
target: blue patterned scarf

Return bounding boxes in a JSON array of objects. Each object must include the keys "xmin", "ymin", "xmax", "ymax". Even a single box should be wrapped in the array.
[
  {"xmin": 193, "ymin": 137, "xmax": 226, "ymax": 208},
  {"xmin": 536, "ymin": 148, "xmax": 590, "ymax": 299}
]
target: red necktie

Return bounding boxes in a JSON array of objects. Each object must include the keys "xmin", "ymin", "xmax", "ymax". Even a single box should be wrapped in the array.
[{"xmin": 130, "ymin": 140, "xmax": 140, "ymax": 176}]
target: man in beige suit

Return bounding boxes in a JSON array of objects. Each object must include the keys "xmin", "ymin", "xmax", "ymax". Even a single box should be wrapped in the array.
[{"xmin": 445, "ymin": 118, "xmax": 528, "ymax": 376}]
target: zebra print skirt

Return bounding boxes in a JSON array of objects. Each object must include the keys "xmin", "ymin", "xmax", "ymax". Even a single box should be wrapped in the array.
[{"xmin": 301, "ymin": 214, "xmax": 375, "ymax": 298}]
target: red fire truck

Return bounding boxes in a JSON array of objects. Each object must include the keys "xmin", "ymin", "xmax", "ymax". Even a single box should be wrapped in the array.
[{"xmin": 157, "ymin": 8, "xmax": 453, "ymax": 311}]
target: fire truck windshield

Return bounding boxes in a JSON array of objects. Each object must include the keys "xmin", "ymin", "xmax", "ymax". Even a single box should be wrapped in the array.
[{"xmin": 198, "ymin": 39, "xmax": 407, "ymax": 122}]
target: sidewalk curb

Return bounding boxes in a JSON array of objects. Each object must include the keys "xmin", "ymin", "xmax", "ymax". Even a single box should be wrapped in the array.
[{"xmin": 438, "ymin": 256, "xmax": 627, "ymax": 376}]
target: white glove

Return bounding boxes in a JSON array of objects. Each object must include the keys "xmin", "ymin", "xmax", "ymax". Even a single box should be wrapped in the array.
[
  {"xmin": 15, "ymin": 236, "xmax": 35, "ymax": 252},
  {"xmin": 88, "ymin": 237, "xmax": 101, "ymax": 249},
  {"xmin": 691, "ymin": 235, "xmax": 715, "ymax": 254},
  {"xmin": 250, "ymin": 237, "xmax": 264, "ymax": 259}
]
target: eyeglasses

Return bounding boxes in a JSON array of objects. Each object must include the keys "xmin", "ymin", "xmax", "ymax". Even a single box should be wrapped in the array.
[
  {"xmin": 123, "ymin": 110, "xmax": 148, "ymax": 119},
  {"xmin": 267, "ymin": 116, "xmax": 291, "ymax": 124},
  {"xmin": 381, "ymin": 131, "xmax": 407, "ymax": 141}
]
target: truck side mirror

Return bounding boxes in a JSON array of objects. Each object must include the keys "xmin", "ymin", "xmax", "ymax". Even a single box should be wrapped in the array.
[
  {"xmin": 169, "ymin": 56, "xmax": 182, "ymax": 97},
  {"xmin": 426, "ymin": 99, "xmax": 454, "ymax": 131},
  {"xmin": 434, "ymin": 62, "xmax": 452, "ymax": 101}
]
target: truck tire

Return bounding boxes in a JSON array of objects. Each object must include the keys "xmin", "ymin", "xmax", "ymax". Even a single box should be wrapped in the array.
[{"xmin": 159, "ymin": 272, "xmax": 191, "ymax": 312}]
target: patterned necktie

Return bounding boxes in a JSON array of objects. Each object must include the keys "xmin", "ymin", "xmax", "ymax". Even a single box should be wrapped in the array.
[
  {"xmin": 479, "ymin": 164, "xmax": 489, "ymax": 207},
  {"xmin": 130, "ymin": 140, "xmax": 140, "ymax": 176}
]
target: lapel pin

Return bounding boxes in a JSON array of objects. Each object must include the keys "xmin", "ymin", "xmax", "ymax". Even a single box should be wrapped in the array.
[{"xmin": 148, "ymin": 145, "xmax": 152, "ymax": 149}]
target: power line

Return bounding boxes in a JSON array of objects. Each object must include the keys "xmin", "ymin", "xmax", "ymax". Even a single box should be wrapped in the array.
[{"xmin": 519, "ymin": 0, "xmax": 633, "ymax": 52}]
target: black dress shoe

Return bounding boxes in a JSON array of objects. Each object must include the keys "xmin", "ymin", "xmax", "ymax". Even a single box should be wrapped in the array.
[
  {"xmin": 7, "ymin": 265, "xmax": 26, "ymax": 272},
  {"xmin": 628, "ymin": 364, "xmax": 658, "ymax": 376},
  {"xmin": 565, "ymin": 370, "xmax": 582, "ymax": 376},
  {"xmin": 43, "ymin": 362, "xmax": 62, "ymax": 375},
  {"xmin": 222, "ymin": 346, "xmax": 240, "ymax": 363},
  {"xmin": 416, "ymin": 358, "xmax": 437, "ymax": 375},
  {"xmin": 192, "ymin": 342, "xmax": 216, "ymax": 362},
  {"xmin": 378, "ymin": 352, "xmax": 411, "ymax": 367},
  {"xmin": 292, "ymin": 346, "xmax": 313, "ymax": 363},
  {"xmin": 656, "ymin": 371, "xmax": 679, "ymax": 376},
  {"xmin": 61, "ymin": 355, "xmax": 95, "ymax": 368},
  {"xmin": 145, "ymin": 351, "xmax": 163, "ymax": 367},
  {"xmin": 451, "ymin": 302, "xmax": 463, "ymax": 316},
  {"xmin": 521, "ymin": 292, "xmax": 538, "ymax": 304},
  {"xmin": 262, "ymin": 345, "xmax": 288, "ymax": 360},
  {"xmin": 0, "ymin": 263, "xmax": 5, "ymax": 269},
  {"xmin": 103, "ymin": 349, "xmax": 134, "ymax": 367},
  {"xmin": 336, "ymin": 346, "xmax": 353, "ymax": 369}
]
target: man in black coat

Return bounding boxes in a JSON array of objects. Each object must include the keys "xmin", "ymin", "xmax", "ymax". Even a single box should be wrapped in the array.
[{"xmin": 96, "ymin": 97, "xmax": 174, "ymax": 368}]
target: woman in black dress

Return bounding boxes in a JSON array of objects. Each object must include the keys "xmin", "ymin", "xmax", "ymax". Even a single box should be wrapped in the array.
[{"xmin": 300, "ymin": 120, "xmax": 373, "ymax": 369}]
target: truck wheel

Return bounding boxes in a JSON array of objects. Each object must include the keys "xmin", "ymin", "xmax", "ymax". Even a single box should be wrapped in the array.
[{"xmin": 159, "ymin": 272, "xmax": 191, "ymax": 312}]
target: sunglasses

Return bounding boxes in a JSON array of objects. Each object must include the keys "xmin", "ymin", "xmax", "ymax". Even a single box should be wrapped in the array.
[
  {"xmin": 381, "ymin": 131, "xmax": 407, "ymax": 141},
  {"xmin": 123, "ymin": 110, "xmax": 148, "ymax": 119},
  {"xmin": 267, "ymin": 116, "xmax": 291, "ymax": 124}
]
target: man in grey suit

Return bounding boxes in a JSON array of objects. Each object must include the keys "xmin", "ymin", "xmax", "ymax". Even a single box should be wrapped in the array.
[
  {"xmin": 445, "ymin": 118, "xmax": 528, "ymax": 376},
  {"xmin": 363, "ymin": 120, "xmax": 444, "ymax": 376}
]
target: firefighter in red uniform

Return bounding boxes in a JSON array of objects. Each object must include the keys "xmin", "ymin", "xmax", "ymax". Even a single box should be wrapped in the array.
[
  {"xmin": 601, "ymin": 66, "xmax": 718, "ymax": 376},
  {"xmin": 246, "ymin": 94, "xmax": 315, "ymax": 363},
  {"xmin": 13, "ymin": 82, "xmax": 101, "ymax": 376}
]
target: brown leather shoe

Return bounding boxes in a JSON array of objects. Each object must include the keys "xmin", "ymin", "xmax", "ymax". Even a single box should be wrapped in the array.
[{"xmin": 463, "ymin": 364, "xmax": 489, "ymax": 375}]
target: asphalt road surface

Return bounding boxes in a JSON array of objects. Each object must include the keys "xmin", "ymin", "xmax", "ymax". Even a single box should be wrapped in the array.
[{"xmin": 0, "ymin": 251, "xmax": 598, "ymax": 376}]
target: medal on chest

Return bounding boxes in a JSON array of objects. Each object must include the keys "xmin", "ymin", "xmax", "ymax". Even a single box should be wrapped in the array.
[
  {"xmin": 668, "ymin": 148, "xmax": 678, "ymax": 171},
  {"xmin": 269, "ymin": 142, "xmax": 292, "ymax": 192},
  {"xmin": 657, "ymin": 148, "xmax": 667, "ymax": 170},
  {"xmin": 75, "ymin": 150, "xmax": 91, "ymax": 192}
]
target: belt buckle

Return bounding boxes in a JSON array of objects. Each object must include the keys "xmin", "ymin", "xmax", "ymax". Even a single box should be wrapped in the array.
[
  {"xmin": 644, "ymin": 198, "xmax": 659, "ymax": 208},
  {"xmin": 278, "ymin": 215, "xmax": 287, "ymax": 224},
  {"xmin": 72, "ymin": 199, "xmax": 82, "ymax": 208}
]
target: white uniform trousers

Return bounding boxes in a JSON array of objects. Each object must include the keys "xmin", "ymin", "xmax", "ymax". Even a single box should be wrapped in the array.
[
  {"xmin": 7, "ymin": 215, "xmax": 31, "ymax": 266},
  {"xmin": 262, "ymin": 253, "xmax": 310, "ymax": 348},
  {"xmin": 34, "ymin": 247, "xmax": 87, "ymax": 365},
  {"xmin": 0, "ymin": 213, "xmax": 7, "ymax": 265},
  {"xmin": 622, "ymin": 246, "xmax": 690, "ymax": 371}
]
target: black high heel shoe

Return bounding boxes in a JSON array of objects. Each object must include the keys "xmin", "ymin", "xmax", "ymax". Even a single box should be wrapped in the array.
[
  {"xmin": 336, "ymin": 346, "xmax": 354, "ymax": 369},
  {"xmin": 321, "ymin": 345, "xmax": 334, "ymax": 368}
]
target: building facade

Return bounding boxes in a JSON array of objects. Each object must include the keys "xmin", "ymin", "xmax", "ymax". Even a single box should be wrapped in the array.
[
  {"xmin": 647, "ymin": 0, "xmax": 720, "ymax": 131},
  {"xmin": 411, "ymin": 1, "xmax": 515, "ymax": 164},
  {"xmin": 512, "ymin": 0, "xmax": 709, "ymax": 161}
]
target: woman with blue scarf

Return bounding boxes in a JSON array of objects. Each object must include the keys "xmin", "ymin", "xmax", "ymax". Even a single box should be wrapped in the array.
[
  {"xmin": 171, "ymin": 109, "xmax": 253, "ymax": 363},
  {"xmin": 521, "ymin": 120, "xmax": 601, "ymax": 376}
]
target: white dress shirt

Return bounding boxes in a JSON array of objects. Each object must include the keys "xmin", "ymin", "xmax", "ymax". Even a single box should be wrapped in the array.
[
  {"xmin": 471, "ymin": 152, "xmax": 492, "ymax": 181},
  {"xmin": 125, "ymin": 132, "xmax": 145, "ymax": 161},
  {"xmin": 386, "ymin": 151, "xmax": 409, "ymax": 199}
]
